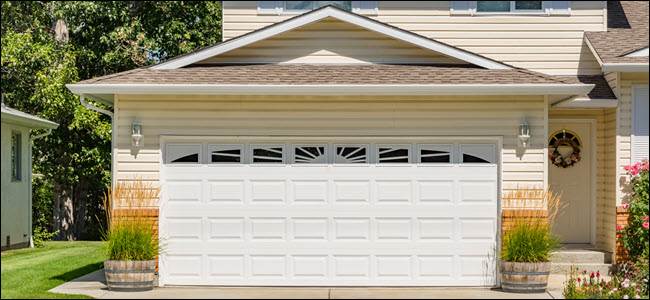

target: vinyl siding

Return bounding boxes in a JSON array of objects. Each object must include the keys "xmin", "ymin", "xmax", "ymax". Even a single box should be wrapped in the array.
[
  {"xmin": 114, "ymin": 94, "xmax": 546, "ymax": 192},
  {"xmin": 618, "ymin": 73, "xmax": 650, "ymax": 205},
  {"xmin": 222, "ymin": 1, "xmax": 606, "ymax": 75},
  {"xmin": 198, "ymin": 18, "xmax": 466, "ymax": 64}
]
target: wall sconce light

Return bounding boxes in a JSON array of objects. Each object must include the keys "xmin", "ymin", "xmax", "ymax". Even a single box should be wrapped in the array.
[
  {"xmin": 131, "ymin": 117, "xmax": 143, "ymax": 147},
  {"xmin": 518, "ymin": 118, "xmax": 530, "ymax": 148}
]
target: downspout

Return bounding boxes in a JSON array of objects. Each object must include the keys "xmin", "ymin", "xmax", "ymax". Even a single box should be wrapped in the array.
[
  {"xmin": 79, "ymin": 95, "xmax": 114, "ymax": 189},
  {"xmin": 29, "ymin": 129, "xmax": 53, "ymax": 248}
]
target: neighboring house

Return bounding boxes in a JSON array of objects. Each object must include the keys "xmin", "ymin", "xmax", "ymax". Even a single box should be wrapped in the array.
[
  {"xmin": 66, "ymin": 1, "xmax": 648, "ymax": 287},
  {"xmin": 1, "ymin": 98, "xmax": 58, "ymax": 251}
]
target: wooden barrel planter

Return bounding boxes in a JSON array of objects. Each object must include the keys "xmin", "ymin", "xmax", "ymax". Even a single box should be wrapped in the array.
[
  {"xmin": 499, "ymin": 261, "xmax": 551, "ymax": 293},
  {"xmin": 104, "ymin": 260, "xmax": 156, "ymax": 292}
]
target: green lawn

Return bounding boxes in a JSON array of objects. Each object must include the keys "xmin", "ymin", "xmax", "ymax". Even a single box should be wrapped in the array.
[{"xmin": 1, "ymin": 241, "xmax": 104, "ymax": 299}]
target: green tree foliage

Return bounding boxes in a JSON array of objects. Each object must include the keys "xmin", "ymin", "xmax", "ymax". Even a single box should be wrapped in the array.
[{"xmin": 1, "ymin": 1, "xmax": 222, "ymax": 240}]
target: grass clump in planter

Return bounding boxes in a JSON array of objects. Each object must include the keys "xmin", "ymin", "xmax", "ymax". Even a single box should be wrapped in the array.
[
  {"xmin": 100, "ymin": 179, "xmax": 163, "ymax": 291},
  {"xmin": 501, "ymin": 185, "xmax": 564, "ymax": 263},
  {"xmin": 101, "ymin": 179, "xmax": 162, "ymax": 261},
  {"xmin": 499, "ymin": 185, "xmax": 565, "ymax": 293}
]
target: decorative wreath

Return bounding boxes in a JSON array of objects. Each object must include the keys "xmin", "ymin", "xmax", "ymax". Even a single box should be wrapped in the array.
[{"xmin": 549, "ymin": 136, "xmax": 581, "ymax": 168}]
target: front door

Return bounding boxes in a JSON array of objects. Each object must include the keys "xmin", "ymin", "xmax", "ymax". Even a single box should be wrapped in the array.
[{"xmin": 548, "ymin": 121, "xmax": 592, "ymax": 244}]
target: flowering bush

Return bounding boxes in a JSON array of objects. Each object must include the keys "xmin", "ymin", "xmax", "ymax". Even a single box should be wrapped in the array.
[
  {"xmin": 564, "ymin": 267, "xmax": 649, "ymax": 299},
  {"xmin": 620, "ymin": 158, "xmax": 649, "ymax": 260}
]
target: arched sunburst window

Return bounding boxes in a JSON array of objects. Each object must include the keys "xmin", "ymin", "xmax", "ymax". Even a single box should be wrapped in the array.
[{"xmin": 548, "ymin": 129, "xmax": 582, "ymax": 148}]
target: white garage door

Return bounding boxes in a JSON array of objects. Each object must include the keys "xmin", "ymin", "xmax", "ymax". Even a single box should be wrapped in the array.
[{"xmin": 160, "ymin": 138, "xmax": 499, "ymax": 286}]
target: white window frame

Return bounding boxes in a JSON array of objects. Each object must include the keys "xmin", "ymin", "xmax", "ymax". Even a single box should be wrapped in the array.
[
  {"xmin": 473, "ymin": 1, "xmax": 549, "ymax": 16},
  {"xmin": 250, "ymin": 144, "xmax": 286, "ymax": 165},
  {"xmin": 209, "ymin": 144, "xmax": 244, "ymax": 165},
  {"xmin": 417, "ymin": 144, "xmax": 454, "ymax": 165},
  {"xmin": 631, "ymin": 84, "xmax": 650, "ymax": 164},
  {"xmin": 165, "ymin": 143, "xmax": 202, "ymax": 165},
  {"xmin": 258, "ymin": 1, "xmax": 377, "ymax": 15},
  {"xmin": 333, "ymin": 144, "xmax": 370, "ymax": 165}
]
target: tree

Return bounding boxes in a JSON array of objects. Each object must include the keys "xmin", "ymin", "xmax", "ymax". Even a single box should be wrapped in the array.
[{"xmin": 1, "ymin": 1, "xmax": 222, "ymax": 240}]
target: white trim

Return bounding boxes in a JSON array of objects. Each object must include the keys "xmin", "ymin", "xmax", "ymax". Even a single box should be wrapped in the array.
[
  {"xmin": 66, "ymin": 83, "xmax": 595, "ymax": 96},
  {"xmin": 602, "ymin": 63, "xmax": 650, "ymax": 73},
  {"xmin": 551, "ymin": 98, "xmax": 618, "ymax": 108},
  {"xmin": 584, "ymin": 36, "xmax": 604, "ymax": 67},
  {"xmin": 631, "ymin": 84, "xmax": 650, "ymax": 164},
  {"xmin": 548, "ymin": 118, "xmax": 597, "ymax": 246},
  {"xmin": 150, "ymin": 6, "xmax": 512, "ymax": 70},
  {"xmin": 625, "ymin": 47, "xmax": 649, "ymax": 57}
]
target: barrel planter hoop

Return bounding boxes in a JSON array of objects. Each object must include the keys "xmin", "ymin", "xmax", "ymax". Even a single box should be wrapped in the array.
[
  {"xmin": 499, "ymin": 261, "xmax": 551, "ymax": 293},
  {"xmin": 104, "ymin": 260, "xmax": 156, "ymax": 292}
]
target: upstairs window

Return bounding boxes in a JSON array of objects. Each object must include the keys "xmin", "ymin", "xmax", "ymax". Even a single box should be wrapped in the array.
[
  {"xmin": 451, "ymin": 1, "xmax": 570, "ymax": 16},
  {"xmin": 258, "ymin": 1, "xmax": 377, "ymax": 15},
  {"xmin": 477, "ymin": 1, "xmax": 542, "ymax": 13}
]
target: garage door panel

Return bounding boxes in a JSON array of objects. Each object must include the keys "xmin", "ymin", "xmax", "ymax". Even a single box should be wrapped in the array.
[{"xmin": 161, "ymin": 139, "xmax": 498, "ymax": 286}]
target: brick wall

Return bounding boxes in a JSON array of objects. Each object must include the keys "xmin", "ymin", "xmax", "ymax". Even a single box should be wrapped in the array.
[{"xmin": 616, "ymin": 206, "xmax": 631, "ymax": 264}]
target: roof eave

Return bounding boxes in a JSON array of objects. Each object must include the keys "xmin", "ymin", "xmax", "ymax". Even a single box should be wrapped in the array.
[
  {"xmin": 1, "ymin": 111, "xmax": 59, "ymax": 129},
  {"xmin": 66, "ymin": 83, "xmax": 594, "ymax": 96},
  {"xmin": 601, "ymin": 63, "xmax": 650, "ymax": 72}
]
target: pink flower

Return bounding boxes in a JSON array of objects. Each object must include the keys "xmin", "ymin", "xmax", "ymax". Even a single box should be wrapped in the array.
[
  {"xmin": 643, "ymin": 222, "xmax": 649, "ymax": 229},
  {"xmin": 590, "ymin": 272, "xmax": 595, "ymax": 278},
  {"xmin": 644, "ymin": 216, "xmax": 648, "ymax": 221},
  {"xmin": 623, "ymin": 204, "xmax": 630, "ymax": 210},
  {"xmin": 578, "ymin": 277, "xmax": 582, "ymax": 283},
  {"xmin": 597, "ymin": 271, "xmax": 600, "ymax": 277},
  {"xmin": 635, "ymin": 295, "xmax": 641, "ymax": 299},
  {"xmin": 609, "ymin": 291, "xmax": 615, "ymax": 295},
  {"xmin": 623, "ymin": 295, "xmax": 628, "ymax": 299},
  {"xmin": 618, "ymin": 226, "xmax": 623, "ymax": 231},
  {"xmin": 583, "ymin": 270, "xmax": 587, "ymax": 275}
]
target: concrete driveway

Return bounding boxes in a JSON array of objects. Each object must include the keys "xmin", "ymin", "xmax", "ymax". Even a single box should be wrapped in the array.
[{"xmin": 49, "ymin": 269, "xmax": 565, "ymax": 299}]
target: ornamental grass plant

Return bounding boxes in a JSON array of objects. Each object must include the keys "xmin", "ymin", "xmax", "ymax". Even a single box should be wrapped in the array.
[
  {"xmin": 500, "ymin": 185, "xmax": 565, "ymax": 263},
  {"xmin": 101, "ymin": 179, "xmax": 162, "ymax": 261}
]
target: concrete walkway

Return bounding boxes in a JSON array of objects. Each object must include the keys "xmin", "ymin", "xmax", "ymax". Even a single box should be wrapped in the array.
[{"xmin": 49, "ymin": 269, "xmax": 565, "ymax": 299}]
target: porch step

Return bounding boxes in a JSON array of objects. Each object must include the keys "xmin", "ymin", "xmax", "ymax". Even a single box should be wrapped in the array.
[
  {"xmin": 550, "ymin": 249, "xmax": 611, "ymax": 264},
  {"xmin": 551, "ymin": 263, "xmax": 615, "ymax": 275}
]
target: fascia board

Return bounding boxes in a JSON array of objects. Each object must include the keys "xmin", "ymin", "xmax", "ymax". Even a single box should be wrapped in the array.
[
  {"xmin": 66, "ymin": 83, "xmax": 594, "ymax": 96},
  {"xmin": 601, "ymin": 63, "xmax": 650, "ymax": 72}
]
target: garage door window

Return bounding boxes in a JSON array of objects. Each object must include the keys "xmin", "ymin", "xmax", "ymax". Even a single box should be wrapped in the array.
[
  {"xmin": 378, "ymin": 145, "xmax": 411, "ymax": 163},
  {"xmin": 460, "ymin": 144, "xmax": 496, "ymax": 164},
  {"xmin": 167, "ymin": 144, "xmax": 201, "ymax": 164},
  {"xmin": 210, "ymin": 145, "xmax": 243, "ymax": 163},
  {"xmin": 418, "ymin": 144, "xmax": 452, "ymax": 163},
  {"xmin": 294, "ymin": 145, "xmax": 327, "ymax": 164},
  {"xmin": 252, "ymin": 145, "xmax": 284, "ymax": 163},
  {"xmin": 334, "ymin": 145, "xmax": 368, "ymax": 164}
]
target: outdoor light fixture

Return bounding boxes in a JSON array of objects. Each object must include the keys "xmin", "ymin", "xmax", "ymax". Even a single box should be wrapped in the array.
[
  {"xmin": 131, "ymin": 117, "xmax": 143, "ymax": 147},
  {"xmin": 518, "ymin": 118, "xmax": 531, "ymax": 148}
]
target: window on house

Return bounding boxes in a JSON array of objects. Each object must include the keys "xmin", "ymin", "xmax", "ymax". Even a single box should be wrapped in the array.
[
  {"xmin": 284, "ymin": 1, "xmax": 351, "ymax": 12},
  {"xmin": 11, "ymin": 132, "xmax": 21, "ymax": 181},
  {"xmin": 632, "ymin": 86, "xmax": 649, "ymax": 163},
  {"xmin": 252, "ymin": 145, "xmax": 285, "ymax": 163},
  {"xmin": 476, "ymin": 1, "xmax": 543, "ymax": 13},
  {"xmin": 378, "ymin": 145, "xmax": 410, "ymax": 163}
]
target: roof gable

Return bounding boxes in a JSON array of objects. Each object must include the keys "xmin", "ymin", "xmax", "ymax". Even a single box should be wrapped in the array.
[
  {"xmin": 151, "ymin": 6, "xmax": 512, "ymax": 70},
  {"xmin": 195, "ymin": 17, "xmax": 469, "ymax": 65}
]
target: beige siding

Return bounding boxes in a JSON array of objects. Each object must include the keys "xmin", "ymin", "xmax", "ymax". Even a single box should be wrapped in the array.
[
  {"xmin": 549, "ymin": 109, "xmax": 607, "ymax": 249},
  {"xmin": 114, "ymin": 94, "xmax": 546, "ymax": 191},
  {"xmin": 617, "ymin": 73, "xmax": 650, "ymax": 205},
  {"xmin": 604, "ymin": 107, "xmax": 617, "ymax": 254},
  {"xmin": 604, "ymin": 72, "xmax": 619, "ymax": 99},
  {"xmin": 222, "ymin": 1, "xmax": 606, "ymax": 75},
  {"xmin": 200, "ymin": 18, "xmax": 466, "ymax": 64}
]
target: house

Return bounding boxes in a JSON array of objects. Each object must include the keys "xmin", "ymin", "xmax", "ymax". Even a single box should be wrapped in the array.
[
  {"xmin": 1, "ymin": 97, "xmax": 59, "ymax": 251},
  {"xmin": 66, "ymin": 1, "xmax": 649, "ymax": 287}
]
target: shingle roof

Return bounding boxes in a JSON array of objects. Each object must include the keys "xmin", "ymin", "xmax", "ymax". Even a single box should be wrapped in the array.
[
  {"xmin": 564, "ymin": 76, "xmax": 617, "ymax": 100},
  {"xmin": 76, "ymin": 64, "xmax": 580, "ymax": 85},
  {"xmin": 1, "ymin": 103, "xmax": 59, "ymax": 129},
  {"xmin": 585, "ymin": 1, "xmax": 649, "ymax": 64}
]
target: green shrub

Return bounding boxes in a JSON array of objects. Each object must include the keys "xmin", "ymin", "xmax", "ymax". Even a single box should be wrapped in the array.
[
  {"xmin": 500, "ymin": 185, "xmax": 563, "ymax": 263},
  {"xmin": 621, "ymin": 158, "xmax": 649, "ymax": 260},
  {"xmin": 32, "ymin": 225, "xmax": 58, "ymax": 248},
  {"xmin": 101, "ymin": 179, "xmax": 163, "ymax": 261}
]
